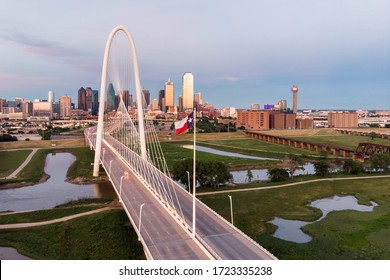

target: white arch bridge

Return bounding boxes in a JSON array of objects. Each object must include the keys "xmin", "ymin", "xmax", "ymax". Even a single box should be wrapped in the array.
[{"xmin": 85, "ymin": 26, "xmax": 276, "ymax": 260}]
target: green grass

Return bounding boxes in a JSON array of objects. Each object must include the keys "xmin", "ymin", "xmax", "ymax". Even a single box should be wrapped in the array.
[
  {"xmin": 200, "ymin": 177, "xmax": 390, "ymax": 259},
  {"xmin": 197, "ymin": 138, "xmax": 321, "ymax": 158},
  {"xmin": 0, "ymin": 147, "xmax": 103, "ymax": 186},
  {"xmin": 0, "ymin": 206, "xmax": 104, "ymax": 224},
  {"xmin": 0, "ymin": 209, "xmax": 145, "ymax": 260},
  {"xmin": 161, "ymin": 141, "xmax": 278, "ymax": 170},
  {"xmin": 0, "ymin": 150, "xmax": 32, "ymax": 177}
]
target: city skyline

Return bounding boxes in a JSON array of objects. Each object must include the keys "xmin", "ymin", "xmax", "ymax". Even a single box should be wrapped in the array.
[{"xmin": 0, "ymin": 1, "xmax": 389, "ymax": 110}]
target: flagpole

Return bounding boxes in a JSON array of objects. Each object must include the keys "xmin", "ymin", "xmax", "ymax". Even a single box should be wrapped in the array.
[{"xmin": 192, "ymin": 108, "xmax": 196, "ymax": 237}]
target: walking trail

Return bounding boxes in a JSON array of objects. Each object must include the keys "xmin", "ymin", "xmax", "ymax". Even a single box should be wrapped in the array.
[
  {"xmin": 0, "ymin": 207, "xmax": 113, "ymax": 229},
  {"xmin": 5, "ymin": 148, "xmax": 39, "ymax": 179}
]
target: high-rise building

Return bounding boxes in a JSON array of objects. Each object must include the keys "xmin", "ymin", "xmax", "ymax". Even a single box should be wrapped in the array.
[
  {"xmin": 33, "ymin": 100, "xmax": 52, "ymax": 120},
  {"xmin": 194, "ymin": 92, "xmax": 202, "ymax": 111},
  {"xmin": 78, "ymin": 87, "xmax": 86, "ymax": 111},
  {"xmin": 151, "ymin": 99, "xmax": 159, "ymax": 111},
  {"xmin": 106, "ymin": 83, "xmax": 116, "ymax": 111},
  {"xmin": 92, "ymin": 90, "xmax": 98, "ymax": 115},
  {"xmin": 86, "ymin": 87, "xmax": 93, "ymax": 112},
  {"xmin": 291, "ymin": 85, "xmax": 299, "ymax": 114},
  {"xmin": 118, "ymin": 90, "xmax": 131, "ymax": 109},
  {"xmin": 48, "ymin": 90, "xmax": 55, "ymax": 104},
  {"xmin": 164, "ymin": 79, "xmax": 174, "ymax": 112},
  {"xmin": 158, "ymin": 90, "xmax": 165, "ymax": 112},
  {"xmin": 59, "ymin": 96, "xmax": 71, "ymax": 118},
  {"xmin": 142, "ymin": 90, "xmax": 150, "ymax": 107},
  {"xmin": 182, "ymin": 72, "xmax": 194, "ymax": 111}
]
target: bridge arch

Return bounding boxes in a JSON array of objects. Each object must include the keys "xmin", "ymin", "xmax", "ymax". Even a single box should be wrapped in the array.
[{"xmin": 93, "ymin": 26, "xmax": 147, "ymax": 176}]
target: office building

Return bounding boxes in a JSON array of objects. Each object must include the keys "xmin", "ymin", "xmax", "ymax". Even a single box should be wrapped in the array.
[
  {"xmin": 59, "ymin": 96, "xmax": 72, "ymax": 118},
  {"xmin": 194, "ymin": 92, "xmax": 202, "ymax": 111},
  {"xmin": 92, "ymin": 90, "xmax": 98, "ymax": 115},
  {"xmin": 164, "ymin": 79, "xmax": 174, "ymax": 112},
  {"xmin": 328, "ymin": 112, "xmax": 358, "ymax": 128},
  {"xmin": 236, "ymin": 110, "xmax": 270, "ymax": 130},
  {"xmin": 182, "ymin": 72, "xmax": 194, "ymax": 111},
  {"xmin": 48, "ymin": 90, "xmax": 55, "ymax": 104},
  {"xmin": 292, "ymin": 85, "xmax": 298, "ymax": 114},
  {"xmin": 142, "ymin": 90, "xmax": 150, "ymax": 107},
  {"xmin": 106, "ymin": 83, "xmax": 117, "ymax": 111},
  {"xmin": 78, "ymin": 87, "xmax": 86, "ymax": 111},
  {"xmin": 269, "ymin": 112, "xmax": 296, "ymax": 129},
  {"xmin": 158, "ymin": 90, "xmax": 165, "ymax": 112}
]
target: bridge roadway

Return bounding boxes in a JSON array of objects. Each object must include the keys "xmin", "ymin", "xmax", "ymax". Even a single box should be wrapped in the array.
[{"xmin": 100, "ymin": 139, "xmax": 276, "ymax": 260}]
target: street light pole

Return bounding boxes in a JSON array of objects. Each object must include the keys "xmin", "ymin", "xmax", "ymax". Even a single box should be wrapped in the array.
[
  {"xmin": 186, "ymin": 171, "xmax": 190, "ymax": 193},
  {"xmin": 228, "ymin": 195, "xmax": 233, "ymax": 225},
  {"xmin": 138, "ymin": 203, "xmax": 145, "ymax": 241},
  {"xmin": 109, "ymin": 159, "xmax": 113, "ymax": 175},
  {"xmin": 119, "ymin": 171, "xmax": 128, "ymax": 203}
]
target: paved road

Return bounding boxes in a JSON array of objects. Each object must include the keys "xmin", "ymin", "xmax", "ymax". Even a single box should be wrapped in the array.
[
  {"xmin": 101, "ymin": 139, "xmax": 276, "ymax": 260},
  {"xmin": 5, "ymin": 148, "xmax": 38, "ymax": 179},
  {"xmin": 101, "ymin": 141, "xmax": 211, "ymax": 260}
]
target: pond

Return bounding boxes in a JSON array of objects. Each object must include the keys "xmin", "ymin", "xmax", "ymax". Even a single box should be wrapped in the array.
[
  {"xmin": 0, "ymin": 153, "xmax": 117, "ymax": 212},
  {"xmin": 269, "ymin": 195, "xmax": 378, "ymax": 243},
  {"xmin": 231, "ymin": 163, "xmax": 316, "ymax": 183},
  {"xmin": 0, "ymin": 247, "xmax": 31, "ymax": 260}
]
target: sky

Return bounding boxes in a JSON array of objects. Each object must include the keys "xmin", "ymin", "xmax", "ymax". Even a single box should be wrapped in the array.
[{"xmin": 0, "ymin": 0, "xmax": 389, "ymax": 110}]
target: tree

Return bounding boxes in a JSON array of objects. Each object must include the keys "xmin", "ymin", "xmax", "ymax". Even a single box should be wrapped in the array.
[
  {"xmin": 267, "ymin": 168, "xmax": 289, "ymax": 182},
  {"xmin": 368, "ymin": 132, "xmax": 378, "ymax": 140},
  {"xmin": 172, "ymin": 159, "xmax": 232, "ymax": 189},
  {"xmin": 343, "ymin": 159, "xmax": 364, "ymax": 175},
  {"xmin": 284, "ymin": 154, "xmax": 305, "ymax": 178},
  {"xmin": 314, "ymin": 159, "xmax": 331, "ymax": 177},
  {"xmin": 246, "ymin": 169, "xmax": 253, "ymax": 182},
  {"xmin": 368, "ymin": 153, "xmax": 390, "ymax": 173},
  {"xmin": 172, "ymin": 159, "xmax": 193, "ymax": 189},
  {"xmin": 197, "ymin": 161, "xmax": 232, "ymax": 188}
]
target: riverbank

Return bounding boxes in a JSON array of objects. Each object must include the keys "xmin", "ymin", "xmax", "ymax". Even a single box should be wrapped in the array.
[{"xmin": 0, "ymin": 147, "xmax": 109, "ymax": 190}]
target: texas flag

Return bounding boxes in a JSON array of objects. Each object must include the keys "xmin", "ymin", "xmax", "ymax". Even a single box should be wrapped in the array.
[{"xmin": 174, "ymin": 112, "xmax": 194, "ymax": 135}]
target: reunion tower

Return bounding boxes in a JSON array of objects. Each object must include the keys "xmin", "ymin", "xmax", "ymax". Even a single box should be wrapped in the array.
[{"xmin": 291, "ymin": 85, "xmax": 299, "ymax": 114}]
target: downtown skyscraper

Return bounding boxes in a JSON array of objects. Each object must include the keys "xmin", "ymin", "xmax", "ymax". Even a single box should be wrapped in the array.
[
  {"xmin": 182, "ymin": 72, "xmax": 194, "ymax": 111},
  {"xmin": 164, "ymin": 79, "xmax": 174, "ymax": 112}
]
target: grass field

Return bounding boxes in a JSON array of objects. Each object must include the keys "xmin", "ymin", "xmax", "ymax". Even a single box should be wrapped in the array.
[
  {"xmin": 200, "ymin": 177, "xmax": 390, "ymax": 259},
  {"xmin": 160, "ymin": 141, "xmax": 278, "ymax": 170},
  {"xmin": 0, "ymin": 207, "xmax": 145, "ymax": 259},
  {"xmin": 0, "ymin": 146, "xmax": 103, "ymax": 186},
  {"xmin": 0, "ymin": 149, "xmax": 32, "ymax": 177},
  {"xmin": 0, "ymin": 138, "xmax": 86, "ymax": 150}
]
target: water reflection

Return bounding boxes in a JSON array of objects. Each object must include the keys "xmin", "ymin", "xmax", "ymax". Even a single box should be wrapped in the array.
[
  {"xmin": 270, "ymin": 195, "xmax": 378, "ymax": 243},
  {"xmin": 0, "ymin": 247, "xmax": 31, "ymax": 260},
  {"xmin": 231, "ymin": 163, "xmax": 315, "ymax": 183},
  {"xmin": 0, "ymin": 153, "xmax": 117, "ymax": 212}
]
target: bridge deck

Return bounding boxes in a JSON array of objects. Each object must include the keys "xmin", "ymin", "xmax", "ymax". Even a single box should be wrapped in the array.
[
  {"xmin": 101, "ymin": 140, "xmax": 210, "ymax": 260},
  {"xmin": 89, "ymin": 133, "xmax": 276, "ymax": 260}
]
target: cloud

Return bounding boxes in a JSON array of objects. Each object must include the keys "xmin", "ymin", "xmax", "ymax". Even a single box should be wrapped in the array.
[
  {"xmin": 0, "ymin": 29, "xmax": 97, "ymax": 71},
  {"xmin": 216, "ymin": 76, "xmax": 241, "ymax": 82},
  {"xmin": 0, "ymin": 72, "xmax": 65, "ymax": 90}
]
